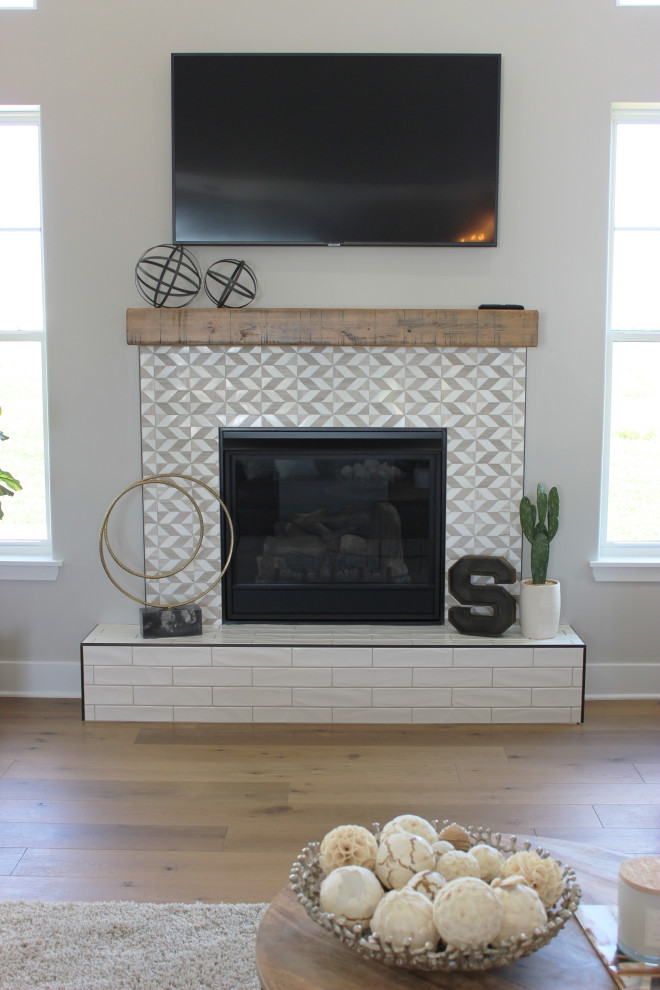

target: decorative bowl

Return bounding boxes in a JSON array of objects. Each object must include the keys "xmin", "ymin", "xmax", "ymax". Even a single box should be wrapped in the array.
[{"xmin": 289, "ymin": 821, "xmax": 582, "ymax": 972}]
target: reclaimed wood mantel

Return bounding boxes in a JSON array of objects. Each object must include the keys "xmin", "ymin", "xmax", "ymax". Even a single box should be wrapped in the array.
[{"xmin": 126, "ymin": 307, "xmax": 538, "ymax": 348}]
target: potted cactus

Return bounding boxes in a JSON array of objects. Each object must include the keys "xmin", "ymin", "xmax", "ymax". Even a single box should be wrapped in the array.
[{"xmin": 519, "ymin": 483, "xmax": 560, "ymax": 639}]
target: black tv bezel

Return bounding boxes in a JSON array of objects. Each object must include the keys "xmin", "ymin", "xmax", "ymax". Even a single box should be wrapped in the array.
[{"xmin": 171, "ymin": 52, "xmax": 502, "ymax": 248}]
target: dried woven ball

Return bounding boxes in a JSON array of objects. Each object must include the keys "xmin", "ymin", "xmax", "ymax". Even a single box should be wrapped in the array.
[
  {"xmin": 319, "ymin": 865, "xmax": 384, "ymax": 928},
  {"xmin": 470, "ymin": 843, "xmax": 504, "ymax": 882},
  {"xmin": 375, "ymin": 831, "xmax": 436, "ymax": 890},
  {"xmin": 437, "ymin": 823, "xmax": 472, "ymax": 851},
  {"xmin": 435, "ymin": 849, "xmax": 482, "ymax": 882},
  {"xmin": 204, "ymin": 258, "xmax": 257, "ymax": 308},
  {"xmin": 319, "ymin": 824, "xmax": 378, "ymax": 874},
  {"xmin": 405, "ymin": 869, "xmax": 447, "ymax": 901},
  {"xmin": 491, "ymin": 875, "xmax": 547, "ymax": 943},
  {"xmin": 371, "ymin": 887, "xmax": 438, "ymax": 951},
  {"xmin": 135, "ymin": 244, "xmax": 201, "ymax": 308},
  {"xmin": 501, "ymin": 850, "xmax": 564, "ymax": 909},
  {"xmin": 380, "ymin": 814, "xmax": 438, "ymax": 846},
  {"xmin": 431, "ymin": 840, "xmax": 455, "ymax": 859},
  {"xmin": 433, "ymin": 876, "xmax": 504, "ymax": 949}
]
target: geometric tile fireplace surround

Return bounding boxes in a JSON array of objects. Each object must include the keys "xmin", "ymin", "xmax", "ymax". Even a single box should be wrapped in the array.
[{"xmin": 138, "ymin": 343, "xmax": 527, "ymax": 621}]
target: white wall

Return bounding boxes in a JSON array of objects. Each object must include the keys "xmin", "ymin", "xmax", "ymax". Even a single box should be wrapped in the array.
[{"xmin": 0, "ymin": 0, "xmax": 658, "ymax": 698}]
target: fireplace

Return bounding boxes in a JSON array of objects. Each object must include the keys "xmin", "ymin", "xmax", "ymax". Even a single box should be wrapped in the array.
[
  {"xmin": 219, "ymin": 428, "xmax": 446, "ymax": 623},
  {"xmin": 85, "ymin": 321, "xmax": 587, "ymax": 726},
  {"xmin": 83, "ymin": 318, "xmax": 563, "ymax": 725}
]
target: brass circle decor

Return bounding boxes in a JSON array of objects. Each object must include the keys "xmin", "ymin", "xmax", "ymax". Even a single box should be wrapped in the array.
[
  {"xmin": 103, "ymin": 477, "xmax": 205, "ymax": 582},
  {"xmin": 99, "ymin": 473, "xmax": 234, "ymax": 609}
]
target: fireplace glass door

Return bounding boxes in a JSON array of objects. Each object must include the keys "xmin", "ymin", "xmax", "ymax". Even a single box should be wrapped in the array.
[{"xmin": 220, "ymin": 428, "xmax": 446, "ymax": 623}]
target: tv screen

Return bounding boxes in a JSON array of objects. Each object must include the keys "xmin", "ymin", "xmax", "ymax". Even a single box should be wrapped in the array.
[{"xmin": 171, "ymin": 53, "xmax": 501, "ymax": 247}]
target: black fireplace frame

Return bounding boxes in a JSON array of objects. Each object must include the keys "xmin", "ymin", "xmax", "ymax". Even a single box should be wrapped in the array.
[{"xmin": 219, "ymin": 427, "xmax": 446, "ymax": 624}]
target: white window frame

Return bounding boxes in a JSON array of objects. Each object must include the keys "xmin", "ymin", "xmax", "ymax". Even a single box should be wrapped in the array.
[
  {"xmin": 592, "ymin": 104, "xmax": 660, "ymax": 582},
  {"xmin": 0, "ymin": 105, "xmax": 59, "ymax": 580}
]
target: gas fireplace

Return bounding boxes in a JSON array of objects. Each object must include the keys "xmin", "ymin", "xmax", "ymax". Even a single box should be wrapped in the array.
[{"xmin": 220, "ymin": 428, "xmax": 446, "ymax": 623}]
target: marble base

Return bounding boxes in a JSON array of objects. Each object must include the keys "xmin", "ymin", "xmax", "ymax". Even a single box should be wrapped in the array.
[{"xmin": 139, "ymin": 606, "xmax": 203, "ymax": 639}]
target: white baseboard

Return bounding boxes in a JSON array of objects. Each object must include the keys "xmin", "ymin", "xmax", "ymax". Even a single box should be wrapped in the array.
[
  {"xmin": 584, "ymin": 662, "xmax": 660, "ymax": 699},
  {"xmin": 0, "ymin": 660, "xmax": 81, "ymax": 698}
]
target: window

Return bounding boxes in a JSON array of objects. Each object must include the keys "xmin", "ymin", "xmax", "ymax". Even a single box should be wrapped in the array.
[
  {"xmin": 599, "ymin": 106, "xmax": 660, "ymax": 562},
  {"xmin": 0, "ymin": 1, "xmax": 36, "ymax": 7},
  {"xmin": 0, "ymin": 106, "xmax": 51, "ymax": 556}
]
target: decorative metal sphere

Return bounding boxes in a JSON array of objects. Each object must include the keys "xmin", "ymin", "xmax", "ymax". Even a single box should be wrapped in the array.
[
  {"xmin": 135, "ymin": 244, "xmax": 201, "ymax": 308},
  {"xmin": 204, "ymin": 259, "xmax": 257, "ymax": 308}
]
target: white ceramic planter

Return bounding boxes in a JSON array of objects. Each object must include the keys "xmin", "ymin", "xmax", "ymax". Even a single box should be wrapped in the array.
[{"xmin": 519, "ymin": 579, "xmax": 561, "ymax": 640}]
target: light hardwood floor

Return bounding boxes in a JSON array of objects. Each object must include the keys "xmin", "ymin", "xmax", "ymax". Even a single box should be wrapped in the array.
[{"xmin": 0, "ymin": 698, "xmax": 658, "ymax": 904}]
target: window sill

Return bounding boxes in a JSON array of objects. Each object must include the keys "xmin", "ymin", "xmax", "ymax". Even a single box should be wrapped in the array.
[
  {"xmin": 590, "ymin": 558, "xmax": 660, "ymax": 582},
  {"xmin": 0, "ymin": 556, "xmax": 63, "ymax": 581}
]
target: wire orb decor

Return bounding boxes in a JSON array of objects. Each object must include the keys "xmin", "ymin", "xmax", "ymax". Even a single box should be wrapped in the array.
[
  {"xmin": 135, "ymin": 244, "xmax": 202, "ymax": 308},
  {"xmin": 99, "ymin": 473, "xmax": 234, "ymax": 609},
  {"xmin": 204, "ymin": 258, "xmax": 257, "ymax": 308}
]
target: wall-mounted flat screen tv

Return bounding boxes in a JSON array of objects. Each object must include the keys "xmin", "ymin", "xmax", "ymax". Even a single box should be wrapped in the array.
[{"xmin": 171, "ymin": 53, "xmax": 501, "ymax": 247}]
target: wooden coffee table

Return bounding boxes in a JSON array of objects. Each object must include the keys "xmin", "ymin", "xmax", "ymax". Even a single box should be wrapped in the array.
[{"xmin": 256, "ymin": 838, "xmax": 624, "ymax": 989}]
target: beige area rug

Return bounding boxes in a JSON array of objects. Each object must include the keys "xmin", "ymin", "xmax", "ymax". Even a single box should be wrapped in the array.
[{"xmin": 0, "ymin": 900, "xmax": 268, "ymax": 990}]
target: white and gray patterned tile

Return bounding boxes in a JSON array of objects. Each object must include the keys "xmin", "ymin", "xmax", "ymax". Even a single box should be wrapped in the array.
[{"xmin": 139, "ymin": 343, "xmax": 527, "ymax": 625}]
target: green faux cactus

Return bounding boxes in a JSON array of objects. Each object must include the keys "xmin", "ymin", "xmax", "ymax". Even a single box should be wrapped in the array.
[{"xmin": 519, "ymin": 483, "xmax": 559, "ymax": 585}]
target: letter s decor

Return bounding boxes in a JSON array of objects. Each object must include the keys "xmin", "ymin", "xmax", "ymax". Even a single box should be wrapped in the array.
[{"xmin": 448, "ymin": 555, "xmax": 516, "ymax": 637}]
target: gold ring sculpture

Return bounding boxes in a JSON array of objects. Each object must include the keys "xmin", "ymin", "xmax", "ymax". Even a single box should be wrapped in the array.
[{"xmin": 99, "ymin": 473, "xmax": 234, "ymax": 609}]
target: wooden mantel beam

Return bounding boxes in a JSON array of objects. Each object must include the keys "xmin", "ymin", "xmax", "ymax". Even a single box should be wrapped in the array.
[{"xmin": 126, "ymin": 307, "xmax": 538, "ymax": 348}]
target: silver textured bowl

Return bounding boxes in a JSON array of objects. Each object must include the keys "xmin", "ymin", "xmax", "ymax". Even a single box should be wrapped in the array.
[{"xmin": 289, "ymin": 821, "xmax": 582, "ymax": 972}]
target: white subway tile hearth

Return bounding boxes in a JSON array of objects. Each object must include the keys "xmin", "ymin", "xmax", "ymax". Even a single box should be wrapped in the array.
[{"xmin": 82, "ymin": 624, "xmax": 585, "ymax": 724}]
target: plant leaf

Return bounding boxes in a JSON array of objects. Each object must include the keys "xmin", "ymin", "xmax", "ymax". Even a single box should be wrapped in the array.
[
  {"xmin": 536, "ymin": 483, "xmax": 547, "ymax": 527},
  {"xmin": 519, "ymin": 496, "xmax": 536, "ymax": 543},
  {"xmin": 0, "ymin": 469, "xmax": 22, "ymax": 493},
  {"xmin": 531, "ymin": 531, "xmax": 550, "ymax": 584},
  {"xmin": 547, "ymin": 486, "xmax": 560, "ymax": 541}
]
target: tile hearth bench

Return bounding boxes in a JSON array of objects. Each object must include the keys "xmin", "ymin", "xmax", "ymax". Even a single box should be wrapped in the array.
[{"xmin": 81, "ymin": 623, "xmax": 585, "ymax": 724}]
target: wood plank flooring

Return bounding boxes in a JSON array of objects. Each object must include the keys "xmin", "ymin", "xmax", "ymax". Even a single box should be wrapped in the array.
[{"xmin": 0, "ymin": 698, "xmax": 658, "ymax": 903}]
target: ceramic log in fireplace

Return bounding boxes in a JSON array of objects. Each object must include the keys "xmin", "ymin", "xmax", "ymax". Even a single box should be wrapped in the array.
[{"xmin": 219, "ymin": 428, "xmax": 446, "ymax": 623}]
